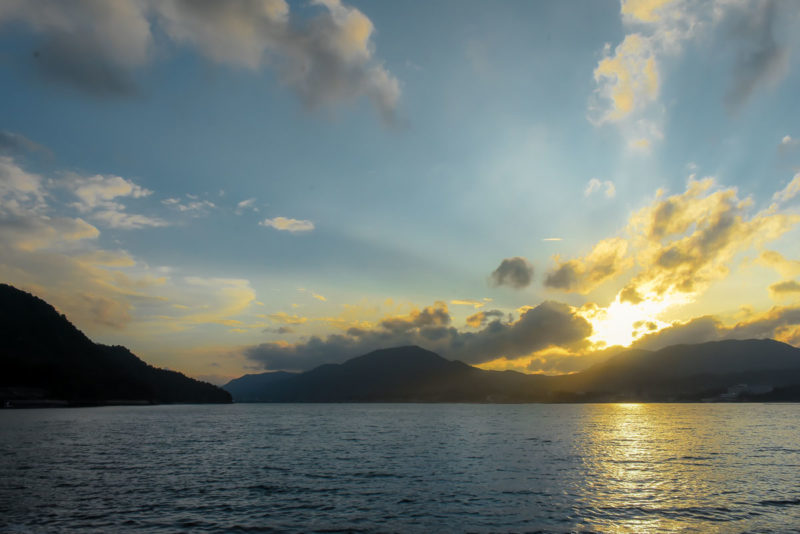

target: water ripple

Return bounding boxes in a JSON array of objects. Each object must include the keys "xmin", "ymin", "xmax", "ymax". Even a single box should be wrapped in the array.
[{"xmin": 1, "ymin": 403, "xmax": 800, "ymax": 532}]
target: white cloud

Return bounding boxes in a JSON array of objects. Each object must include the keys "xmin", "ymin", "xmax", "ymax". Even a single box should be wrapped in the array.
[
  {"xmin": 65, "ymin": 173, "xmax": 152, "ymax": 212},
  {"xmin": 260, "ymin": 216, "xmax": 315, "ymax": 232},
  {"xmin": 0, "ymin": 156, "xmax": 47, "ymax": 215},
  {"xmin": 61, "ymin": 173, "xmax": 165, "ymax": 229},
  {"xmin": 162, "ymin": 195, "xmax": 216, "ymax": 216},
  {"xmin": 91, "ymin": 209, "xmax": 167, "ymax": 230},
  {"xmin": 584, "ymin": 178, "xmax": 617, "ymax": 198},
  {"xmin": 235, "ymin": 197, "xmax": 258, "ymax": 215}
]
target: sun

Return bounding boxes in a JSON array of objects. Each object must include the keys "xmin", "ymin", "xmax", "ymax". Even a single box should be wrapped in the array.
[{"xmin": 580, "ymin": 290, "xmax": 687, "ymax": 348}]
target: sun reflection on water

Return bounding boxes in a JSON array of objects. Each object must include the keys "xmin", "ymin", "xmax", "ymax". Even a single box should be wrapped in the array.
[{"xmin": 575, "ymin": 403, "xmax": 718, "ymax": 533}]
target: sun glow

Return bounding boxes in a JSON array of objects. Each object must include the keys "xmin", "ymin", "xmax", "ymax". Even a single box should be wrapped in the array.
[{"xmin": 581, "ymin": 291, "xmax": 688, "ymax": 348}]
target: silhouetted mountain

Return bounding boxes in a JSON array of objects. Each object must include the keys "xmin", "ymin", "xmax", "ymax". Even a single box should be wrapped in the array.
[
  {"xmin": 552, "ymin": 339, "xmax": 800, "ymax": 401},
  {"xmin": 246, "ymin": 346, "xmax": 550, "ymax": 402},
  {"xmin": 234, "ymin": 340, "xmax": 800, "ymax": 402},
  {"xmin": 0, "ymin": 284, "xmax": 231, "ymax": 405},
  {"xmin": 222, "ymin": 371, "xmax": 297, "ymax": 401}
]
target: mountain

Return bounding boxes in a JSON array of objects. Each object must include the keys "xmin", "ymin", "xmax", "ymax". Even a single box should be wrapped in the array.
[
  {"xmin": 0, "ymin": 284, "xmax": 231, "ymax": 405},
  {"xmin": 552, "ymin": 339, "xmax": 800, "ymax": 401},
  {"xmin": 222, "ymin": 371, "xmax": 297, "ymax": 402},
  {"xmin": 232, "ymin": 340, "xmax": 800, "ymax": 403},
  {"xmin": 240, "ymin": 346, "xmax": 550, "ymax": 402}
]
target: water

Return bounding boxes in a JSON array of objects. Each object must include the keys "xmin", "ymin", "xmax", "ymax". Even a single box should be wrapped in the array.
[{"xmin": 1, "ymin": 403, "xmax": 799, "ymax": 533}]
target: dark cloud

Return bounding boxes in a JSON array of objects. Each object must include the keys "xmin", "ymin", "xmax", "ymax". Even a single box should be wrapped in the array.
[
  {"xmin": 0, "ymin": 1, "xmax": 151, "ymax": 98},
  {"xmin": 0, "ymin": 0, "xmax": 400, "ymax": 121},
  {"xmin": 466, "ymin": 309, "xmax": 505, "ymax": 327},
  {"xmin": 262, "ymin": 326, "xmax": 296, "ymax": 334},
  {"xmin": 724, "ymin": 0, "xmax": 789, "ymax": 113},
  {"xmin": 490, "ymin": 257, "xmax": 533, "ymax": 289},
  {"xmin": 0, "ymin": 131, "xmax": 49, "ymax": 157},
  {"xmin": 379, "ymin": 301, "xmax": 450, "ymax": 333},
  {"xmin": 544, "ymin": 238, "xmax": 630, "ymax": 294},
  {"xmin": 544, "ymin": 262, "xmax": 579, "ymax": 291},
  {"xmin": 244, "ymin": 300, "xmax": 592, "ymax": 371},
  {"xmin": 769, "ymin": 280, "xmax": 800, "ymax": 295},
  {"xmin": 619, "ymin": 285, "xmax": 643, "ymax": 304},
  {"xmin": 34, "ymin": 33, "xmax": 138, "ymax": 97}
]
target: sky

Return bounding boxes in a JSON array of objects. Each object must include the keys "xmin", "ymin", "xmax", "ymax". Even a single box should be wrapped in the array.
[{"xmin": 1, "ymin": 0, "xmax": 800, "ymax": 385}]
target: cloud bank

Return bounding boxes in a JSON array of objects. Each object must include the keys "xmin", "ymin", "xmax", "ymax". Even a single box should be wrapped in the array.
[
  {"xmin": 244, "ymin": 300, "xmax": 591, "ymax": 371},
  {"xmin": 0, "ymin": 0, "xmax": 400, "ymax": 121}
]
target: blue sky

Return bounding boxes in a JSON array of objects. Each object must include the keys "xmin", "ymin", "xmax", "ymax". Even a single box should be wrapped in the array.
[{"xmin": 1, "ymin": 0, "xmax": 800, "ymax": 383}]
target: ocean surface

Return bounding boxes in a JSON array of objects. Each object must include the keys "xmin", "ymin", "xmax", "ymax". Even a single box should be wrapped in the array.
[{"xmin": 1, "ymin": 403, "xmax": 799, "ymax": 533}]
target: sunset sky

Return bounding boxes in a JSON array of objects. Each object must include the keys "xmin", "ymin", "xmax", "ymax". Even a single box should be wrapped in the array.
[{"xmin": 1, "ymin": 0, "xmax": 799, "ymax": 384}]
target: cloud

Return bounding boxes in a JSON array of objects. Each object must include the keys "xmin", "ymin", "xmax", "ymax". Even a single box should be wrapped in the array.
[
  {"xmin": 592, "ymin": 33, "xmax": 660, "ymax": 123},
  {"xmin": 312, "ymin": 293, "xmax": 327, "ymax": 302},
  {"xmin": 769, "ymin": 280, "xmax": 800, "ymax": 296},
  {"xmin": 243, "ymin": 300, "xmax": 592, "ymax": 371},
  {"xmin": 588, "ymin": 0, "xmax": 699, "ymax": 146},
  {"xmin": 0, "ymin": 131, "xmax": 49, "ymax": 157},
  {"xmin": 0, "ymin": 1, "xmax": 151, "ymax": 96},
  {"xmin": 545, "ymin": 238, "xmax": 632, "ymax": 294},
  {"xmin": 772, "ymin": 173, "xmax": 800, "ymax": 204},
  {"xmin": 590, "ymin": 0, "xmax": 794, "ymax": 145},
  {"xmin": 162, "ymin": 196, "xmax": 216, "ymax": 216},
  {"xmin": 265, "ymin": 312, "xmax": 308, "ymax": 325},
  {"xmin": 465, "ymin": 309, "xmax": 505, "ymax": 328},
  {"xmin": 723, "ymin": 0, "xmax": 789, "ymax": 113},
  {"xmin": 379, "ymin": 301, "xmax": 450, "ymax": 332},
  {"xmin": 65, "ymin": 173, "xmax": 151, "ymax": 211},
  {"xmin": 0, "ymin": 158, "xmax": 144, "ymax": 328},
  {"xmin": 235, "ymin": 197, "xmax": 258, "ymax": 215},
  {"xmin": 451, "ymin": 299, "xmax": 486, "ymax": 309},
  {"xmin": 620, "ymin": 0, "xmax": 679, "ymax": 24},
  {"xmin": 260, "ymin": 216, "xmax": 314, "ymax": 232},
  {"xmin": 551, "ymin": 176, "xmax": 800, "ymax": 300},
  {"xmin": 0, "ymin": 155, "xmax": 269, "ymax": 339},
  {"xmin": 0, "ymin": 0, "xmax": 400, "ymax": 121},
  {"xmin": 757, "ymin": 250, "xmax": 800, "ymax": 278},
  {"xmin": 622, "ymin": 177, "xmax": 799, "ymax": 300},
  {"xmin": 60, "ymin": 173, "xmax": 165, "ymax": 229},
  {"xmin": 631, "ymin": 305, "xmax": 800, "ymax": 350},
  {"xmin": 780, "ymin": 135, "xmax": 800, "ymax": 154},
  {"xmin": 584, "ymin": 178, "xmax": 617, "ymax": 198},
  {"xmin": 0, "ymin": 156, "xmax": 47, "ymax": 215},
  {"xmin": 490, "ymin": 257, "xmax": 534, "ymax": 289}
]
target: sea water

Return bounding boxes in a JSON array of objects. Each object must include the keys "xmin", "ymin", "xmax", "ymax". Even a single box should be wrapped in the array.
[{"xmin": 1, "ymin": 403, "xmax": 799, "ymax": 532}]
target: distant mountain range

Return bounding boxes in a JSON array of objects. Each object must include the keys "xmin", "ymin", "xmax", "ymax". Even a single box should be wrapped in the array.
[
  {"xmin": 4, "ymin": 282, "xmax": 800, "ymax": 406},
  {"xmin": 223, "ymin": 341, "xmax": 800, "ymax": 403},
  {"xmin": 0, "ymin": 284, "xmax": 231, "ymax": 406}
]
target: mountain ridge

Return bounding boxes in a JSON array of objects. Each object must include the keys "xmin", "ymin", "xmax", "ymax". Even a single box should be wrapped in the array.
[
  {"xmin": 225, "ymin": 340, "xmax": 800, "ymax": 403},
  {"xmin": 0, "ymin": 283, "xmax": 231, "ymax": 405}
]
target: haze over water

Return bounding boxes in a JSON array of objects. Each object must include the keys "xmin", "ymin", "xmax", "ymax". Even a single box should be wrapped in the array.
[{"xmin": 2, "ymin": 403, "xmax": 800, "ymax": 532}]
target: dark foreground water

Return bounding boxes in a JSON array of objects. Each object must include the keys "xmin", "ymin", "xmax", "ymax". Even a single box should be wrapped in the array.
[{"xmin": 1, "ymin": 404, "xmax": 800, "ymax": 533}]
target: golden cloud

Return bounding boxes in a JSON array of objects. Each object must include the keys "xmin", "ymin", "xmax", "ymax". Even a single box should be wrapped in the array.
[{"xmin": 545, "ymin": 238, "xmax": 632, "ymax": 294}]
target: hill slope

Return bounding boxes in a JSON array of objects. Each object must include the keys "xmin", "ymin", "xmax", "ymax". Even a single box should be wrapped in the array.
[
  {"xmin": 222, "ymin": 371, "xmax": 297, "ymax": 401},
  {"xmin": 0, "ymin": 284, "xmax": 231, "ymax": 404}
]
